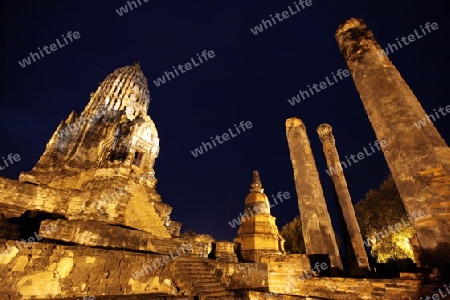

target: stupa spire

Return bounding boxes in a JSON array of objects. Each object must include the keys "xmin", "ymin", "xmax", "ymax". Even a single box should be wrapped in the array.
[{"xmin": 250, "ymin": 170, "xmax": 264, "ymax": 193}]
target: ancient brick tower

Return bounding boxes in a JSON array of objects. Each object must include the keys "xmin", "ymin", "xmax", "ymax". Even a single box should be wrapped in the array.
[
  {"xmin": 20, "ymin": 63, "xmax": 159, "ymax": 189},
  {"xmin": 15, "ymin": 64, "xmax": 181, "ymax": 238},
  {"xmin": 234, "ymin": 171, "xmax": 284, "ymax": 262}
]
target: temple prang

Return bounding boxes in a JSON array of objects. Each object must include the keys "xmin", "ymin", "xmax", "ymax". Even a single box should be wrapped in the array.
[
  {"xmin": 13, "ymin": 64, "xmax": 178, "ymax": 238},
  {"xmin": 20, "ymin": 63, "xmax": 159, "ymax": 189}
]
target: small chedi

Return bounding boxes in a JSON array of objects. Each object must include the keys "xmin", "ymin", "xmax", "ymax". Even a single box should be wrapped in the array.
[
  {"xmin": 1, "ymin": 17, "xmax": 449, "ymax": 299},
  {"xmin": 234, "ymin": 170, "xmax": 285, "ymax": 262}
]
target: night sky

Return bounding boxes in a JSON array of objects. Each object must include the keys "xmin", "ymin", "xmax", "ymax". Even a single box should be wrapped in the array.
[{"xmin": 1, "ymin": 0, "xmax": 448, "ymax": 242}]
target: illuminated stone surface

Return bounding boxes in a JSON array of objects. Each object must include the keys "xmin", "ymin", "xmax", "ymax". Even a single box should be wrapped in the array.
[
  {"xmin": 0, "ymin": 239, "xmax": 270, "ymax": 299},
  {"xmin": 234, "ymin": 171, "xmax": 284, "ymax": 262},
  {"xmin": 285, "ymin": 118, "xmax": 343, "ymax": 271},
  {"xmin": 39, "ymin": 219, "xmax": 209, "ymax": 256},
  {"xmin": 317, "ymin": 123, "xmax": 370, "ymax": 274},
  {"xmin": 215, "ymin": 241, "xmax": 239, "ymax": 263},
  {"xmin": 0, "ymin": 61, "xmax": 443, "ymax": 298},
  {"xmin": 2, "ymin": 64, "xmax": 179, "ymax": 238},
  {"xmin": 20, "ymin": 64, "xmax": 159, "ymax": 188},
  {"xmin": 336, "ymin": 18, "xmax": 450, "ymax": 269}
]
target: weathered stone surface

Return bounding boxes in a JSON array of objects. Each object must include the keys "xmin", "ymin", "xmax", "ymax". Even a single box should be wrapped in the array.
[
  {"xmin": 172, "ymin": 257, "xmax": 237, "ymax": 298},
  {"xmin": 39, "ymin": 219, "xmax": 209, "ymax": 257},
  {"xmin": 214, "ymin": 241, "xmax": 238, "ymax": 262},
  {"xmin": 0, "ymin": 213, "xmax": 20, "ymax": 240},
  {"xmin": 244, "ymin": 291, "xmax": 305, "ymax": 299},
  {"xmin": 0, "ymin": 239, "xmax": 184, "ymax": 299},
  {"xmin": 335, "ymin": 18, "xmax": 450, "ymax": 269},
  {"xmin": 262, "ymin": 254, "xmax": 311, "ymax": 296},
  {"xmin": 280, "ymin": 276, "xmax": 421, "ymax": 299},
  {"xmin": 0, "ymin": 240, "xmax": 268, "ymax": 299},
  {"xmin": 0, "ymin": 61, "xmax": 445, "ymax": 299},
  {"xmin": 317, "ymin": 124, "xmax": 370, "ymax": 274},
  {"xmin": 0, "ymin": 176, "xmax": 172, "ymax": 238},
  {"xmin": 285, "ymin": 118, "xmax": 342, "ymax": 271},
  {"xmin": 213, "ymin": 261, "xmax": 268, "ymax": 290},
  {"xmin": 5, "ymin": 64, "xmax": 179, "ymax": 238},
  {"xmin": 234, "ymin": 171, "xmax": 284, "ymax": 262},
  {"xmin": 19, "ymin": 64, "xmax": 158, "ymax": 188}
]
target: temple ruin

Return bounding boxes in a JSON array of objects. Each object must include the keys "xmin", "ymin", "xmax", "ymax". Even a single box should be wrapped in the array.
[
  {"xmin": 234, "ymin": 170, "xmax": 285, "ymax": 262},
  {"xmin": 0, "ymin": 17, "xmax": 449, "ymax": 299}
]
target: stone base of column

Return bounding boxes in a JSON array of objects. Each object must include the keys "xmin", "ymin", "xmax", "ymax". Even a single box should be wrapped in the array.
[{"xmin": 307, "ymin": 254, "xmax": 340, "ymax": 277}]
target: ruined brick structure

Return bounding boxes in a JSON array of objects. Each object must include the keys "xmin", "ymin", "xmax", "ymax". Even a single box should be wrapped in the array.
[
  {"xmin": 0, "ymin": 64, "xmax": 235, "ymax": 298},
  {"xmin": 285, "ymin": 118, "xmax": 343, "ymax": 272},
  {"xmin": 234, "ymin": 171, "xmax": 284, "ymax": 262},
  {"xmin": 0, "ymin": 24, "xmax": 447, "ymax": 296},
  {"xmin": 335, "ymin": 18, "xmax": 450, "ymax": 272},
  {"xmin": 316, "ymin": 124, "xmax": 370, "ymax": 275},
  {"xmin": 16, "ymin": 64, "xmax": 180, "ymax": 238}
]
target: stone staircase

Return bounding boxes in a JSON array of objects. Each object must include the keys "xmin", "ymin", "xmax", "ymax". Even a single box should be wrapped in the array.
[{"xmin": 173, "ymin": 256, "xmax": 236, "ymax": 299}]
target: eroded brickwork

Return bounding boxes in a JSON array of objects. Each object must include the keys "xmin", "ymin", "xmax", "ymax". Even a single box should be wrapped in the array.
[
  {"xmin": 1, "ymin": 64, "xmax": 179, "ymax": 239},
  {"xmin": 285, "ymin": 118, "xmax": 342, "ymax": 271},
  {"xmin": 20, "ymin": 64, "xmax": 159, "ymax": 189},
  {"xmin": 335, "ymin": 18, "xmax": 450, "ymax": 269},
  {"xmin": 0, "ymin": 239, "xmax": 178, "ymax": 299},
  {"xmin": 317, "ymin": 124, "xmax": 370, "ymax": 274},
  {"xmin": 39, "ymin": 219, "xmax": 208, "ymax": 256},
  {"xmin": 0, "ymin": 61, "xmax": 446, "ymax": 299},
  {"xmin": 234, "ymin": 171, "xmax": 283, "ymax": 262},
  {"xmin": 0, "ymin": 239, "xmax": 270, "ymax": 299},
  {"xmin": 0, "ymin": 177, "xmax": 173, "ymax": 238},
  {"xmin": 251, "ymin": 277, "xmax": 422, "ymax": 300}
]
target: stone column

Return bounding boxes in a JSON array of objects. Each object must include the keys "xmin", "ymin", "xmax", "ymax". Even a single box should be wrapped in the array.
[
  {"xmin": 317, "ymin": 124, "xmax": 370, "ymax": 274},
  {"xmin": 285, "ymin": 118, "xmax": 343, "ymax": 270},
  {"xmin": 335, "ymin": 18, "xmax": 450, "ymax": 268}
]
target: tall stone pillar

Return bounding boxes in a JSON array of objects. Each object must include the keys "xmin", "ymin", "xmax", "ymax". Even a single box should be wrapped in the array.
[
  {"xmin": 317, "ymin": 124, "xmax": 370, "ymax": 274},
  {"xmin": 285, "ymin": 118, "xmax": 343, "ymax": 271},
  {"xmin": 335, "ymin": 18, "xmax": 450, "ymax": 268}
]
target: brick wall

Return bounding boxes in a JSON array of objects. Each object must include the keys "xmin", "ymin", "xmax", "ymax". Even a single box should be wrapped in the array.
[{"xmin": 0, "ymin": 239, "xmax": 183, "ymax": 299}]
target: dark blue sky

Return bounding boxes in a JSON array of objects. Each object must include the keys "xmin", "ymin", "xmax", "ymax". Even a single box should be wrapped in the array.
[{"xmin": 0, "ymin": 0, "xmax": 448, "ymax": 241}]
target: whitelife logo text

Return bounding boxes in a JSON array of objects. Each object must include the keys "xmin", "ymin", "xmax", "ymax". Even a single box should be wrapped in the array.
[
  {"xmin": 250, "ymin": 0, "xmax": 313, "ymax": 35},
  {"xmin": 191, "ymin": 121, "xmax": 253, "ymax": 158},
  {"xmin": 153, "ymin": 50, "xmax": 215, "ymax": 87},
  {"xmin": 18, "ymin": 31, "xmax": 81, "ymax": 68}
]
